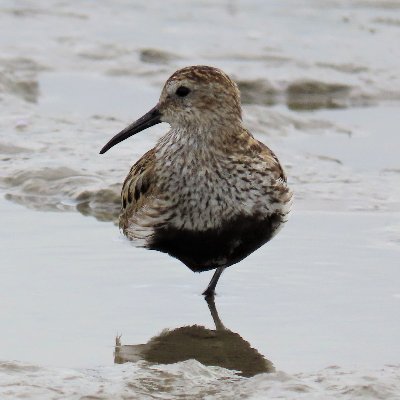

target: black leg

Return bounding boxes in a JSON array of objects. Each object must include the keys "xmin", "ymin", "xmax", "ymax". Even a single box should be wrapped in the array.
[
  {"xmin": 205, "ymin": 294, "xmax": 226, "ymax": 330},
  {"xmin": 202, "ymin": 266, "xmax": 225, "ymax": 298}
]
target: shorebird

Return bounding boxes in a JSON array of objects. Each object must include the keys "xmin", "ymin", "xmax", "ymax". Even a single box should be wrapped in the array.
[{"xmin": 100, "ymin": 66, "xmax": 292, "ymax": 297}]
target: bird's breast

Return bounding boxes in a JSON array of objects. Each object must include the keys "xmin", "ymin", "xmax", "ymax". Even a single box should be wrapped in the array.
[{"xmin": 154, "ymin": 151, "xmax": 290, "ymax": 232}]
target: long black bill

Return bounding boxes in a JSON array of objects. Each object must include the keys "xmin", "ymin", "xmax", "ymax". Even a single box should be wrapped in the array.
[{"xmin": 100, "ymin": 106, "xmax": 162, "ymax": 154}]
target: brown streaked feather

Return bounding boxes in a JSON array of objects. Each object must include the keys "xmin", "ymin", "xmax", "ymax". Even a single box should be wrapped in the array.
[
  {"xmin": 119, "ymin": 148, "xmax": 156, "ymax": 231},
  {"xmin": 256, "ymin": 139, "xmax": 287, "ymax": 183},
  {"xmin": 233, "ymin": 128, "xmax": 287, "ymax": 183}
]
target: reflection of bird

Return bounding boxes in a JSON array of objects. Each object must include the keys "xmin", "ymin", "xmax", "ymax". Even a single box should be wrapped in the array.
[
  {"xmin": 114, "ymin": 297, "xmax": 274, "ymax": 377},
  {"xmin": 100, "ymin": 66, "xmax": 292, "ymax": 297}
]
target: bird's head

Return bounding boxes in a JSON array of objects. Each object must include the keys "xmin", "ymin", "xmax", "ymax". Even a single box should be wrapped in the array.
[{"xmin": 100, "ymin": 66, "xmax": 242, "ymax": 154}]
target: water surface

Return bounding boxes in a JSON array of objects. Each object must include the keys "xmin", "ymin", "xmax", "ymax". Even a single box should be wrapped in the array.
[{"xmin": 1, "ymin": 0, "xmax": 400, "ymax": 398}]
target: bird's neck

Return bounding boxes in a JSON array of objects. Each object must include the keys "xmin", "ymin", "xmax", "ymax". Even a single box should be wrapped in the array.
[{"xmin": 155, "ymin": 120, "xmax": 246, "ymax": 160}]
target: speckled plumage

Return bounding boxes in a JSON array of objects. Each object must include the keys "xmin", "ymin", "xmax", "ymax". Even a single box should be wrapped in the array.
[{"xmin": 101, "ymin": 66, "xmax": 292, "ymax": 296}]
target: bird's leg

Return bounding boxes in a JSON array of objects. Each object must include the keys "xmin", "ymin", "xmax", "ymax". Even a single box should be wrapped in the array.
[
  {"xmin": 205, "ymin": 294, "xmax": 226, "ymax": 330},
  {"xmin": 202, "ymin": 267, "xmax": 225, "ymax": 298}
]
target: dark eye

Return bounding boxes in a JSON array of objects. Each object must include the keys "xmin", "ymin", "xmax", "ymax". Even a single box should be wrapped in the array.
[{"xmin": 175, "ymin": 86, "xmax": 191, "ymax": 97}]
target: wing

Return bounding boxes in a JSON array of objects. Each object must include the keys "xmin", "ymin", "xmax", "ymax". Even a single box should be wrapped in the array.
[
  {"xmin": 242, "ymin": 131, "xmax": 293, "ymax": 217},
  {"xmin": 257, "ymin": 139, "xmax": 287, "ymax": 182},
  {"xmin": 256, "ymin": 139, "xmax": 293, "ymax": 219},
  {"xmin": 119, "ymin": 148, "xmax": 156, "ymax": 233},
  {"xmin": 238, "ymin": 129, "xmax": 287, "ymax": 182}
]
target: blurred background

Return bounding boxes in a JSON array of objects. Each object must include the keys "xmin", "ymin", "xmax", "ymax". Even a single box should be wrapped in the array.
[
  {"xmin": 1, "ymin": 1, "xmax": 399, "ymax": 399},
  {"xmin": 1, "ymin": 0, "xmax": 399, "ymax": 217}
]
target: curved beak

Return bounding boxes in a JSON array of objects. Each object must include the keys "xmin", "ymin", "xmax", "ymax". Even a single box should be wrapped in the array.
[{"xmin": 100, "ymin": 105, "xmax": 162, "ymax": 154}]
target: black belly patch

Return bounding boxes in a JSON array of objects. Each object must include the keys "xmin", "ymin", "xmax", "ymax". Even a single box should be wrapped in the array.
[{"xmin": 148, "ymin": 213, "xmax": 283, "ymax": 272}]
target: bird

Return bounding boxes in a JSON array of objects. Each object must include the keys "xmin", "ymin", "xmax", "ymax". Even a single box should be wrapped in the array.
[{"xmin": 100, "ymin": 65, "xmax": 292, "ymax": 298}]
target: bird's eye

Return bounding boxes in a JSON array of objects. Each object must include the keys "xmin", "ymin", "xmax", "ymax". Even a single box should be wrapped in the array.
[{"xmin": 175, "ymin": 86, "xmax": 191, "ymax": 97}]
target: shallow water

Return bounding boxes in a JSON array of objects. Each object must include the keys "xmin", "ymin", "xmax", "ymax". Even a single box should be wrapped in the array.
[
  {"xmin": 1, "ymin": 0, "xmax": 400, "ymax": 398},
  {"xmin": 1, "ymin": 199, "xmax": 400, "ymax": 371}
]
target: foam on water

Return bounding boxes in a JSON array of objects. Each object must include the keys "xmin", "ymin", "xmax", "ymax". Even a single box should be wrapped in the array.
[{"xmin": 1, "ymin": 360, "xmax": 399, "ymax": 400}]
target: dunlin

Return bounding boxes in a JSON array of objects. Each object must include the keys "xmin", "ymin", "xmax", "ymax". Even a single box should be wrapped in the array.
[{"xmin": 100, "ymin": 66, "xmax": 292, "ymax": 297}]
